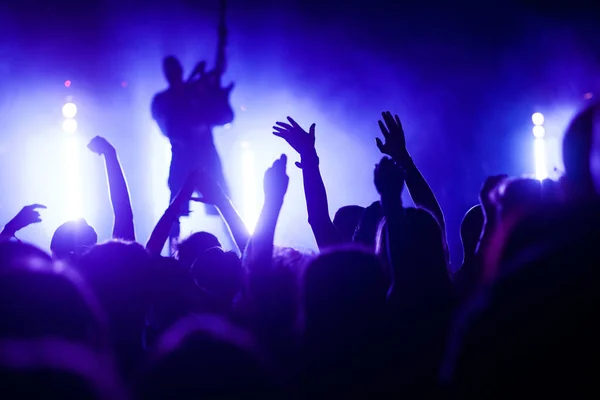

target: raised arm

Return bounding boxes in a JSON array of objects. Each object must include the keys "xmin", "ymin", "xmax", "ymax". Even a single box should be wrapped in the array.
[
  {"xmin": 376, "ymin": 111, "xmax": 447, "ymax": 256},
  {"xmin": 195, "ymin": 172, "xmax": 250, "ymax": 254},
  {"xmin": 1, "ymin": 204, "xmax": 46, "ymax": 242},
  {"xmin": 88, "ymin": 137, "xmax": 135, "ymax": 241},
  {"xmin": 373, "ymin": 157, "xmax": 405, "ymax": 298},
  {"xmin": 243, "ymin": 154, "xmax": 289, "ymax": 275},
  {"xmin": 146, "ymin": 172, "xmax": 197, "ymax": 256},
  {"xmin": 273, "ymin": 117, "xmax": 342, "ymax": 249}
]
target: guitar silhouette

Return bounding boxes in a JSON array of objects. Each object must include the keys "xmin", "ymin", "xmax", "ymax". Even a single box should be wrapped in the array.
[{"xmin": 188, "ymin": 0, "xmax": 234, "ymax": 98}]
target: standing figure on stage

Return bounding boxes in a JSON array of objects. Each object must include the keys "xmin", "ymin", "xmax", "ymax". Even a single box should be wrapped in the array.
[{"xmin": 151, "ymin": 0, "xmax": 233, "ymax": 239}]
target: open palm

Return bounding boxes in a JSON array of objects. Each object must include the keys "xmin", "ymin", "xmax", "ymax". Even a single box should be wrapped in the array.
[
  {"xmin": 376, "ymin": 111, "xmax": 408, "ymax": 161},
  {"xmin": 273, "ymin": 117, "xmax": 316, "ymax": 157}
]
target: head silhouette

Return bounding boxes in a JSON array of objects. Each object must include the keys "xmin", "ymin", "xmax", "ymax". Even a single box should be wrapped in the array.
[
  {"xmin": 162, "ymin": 56, "xmax": 183, "ymax": 87},
  {"xmin": 333, "ymin": 205, "xmax": 366, "ymax": 242},
  {"xmin": 177, "ymin": 232, "xmax": 221, "ymax": 270},
  {"xmin": 562, "ymin": 103, "xmax": 598, "ymax": 200},
  {"xmin": 50, "ymin": 219, "xmax": 98, "ymax": 262},
  {"xmin": 494, "ymin": 177, "xmax": 543, "ymax": 221}
]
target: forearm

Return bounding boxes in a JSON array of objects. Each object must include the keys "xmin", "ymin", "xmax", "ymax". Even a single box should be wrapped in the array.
[
  {"xmin": 146, "ymin": 188, "xmax": 191, "ymax": 255},
  {"xmin": 0, "ymin": 227, "xmax": 14, "ymax": 242},
  {"xmin": 402, "ymin": 157, "xmax": 445, "ymax": 232},
  {"xmin": 215, "ymin": 197, "xmax": 250, "ymax": 254},
  {"xmin": 380, "ymin": 193, "xmax": 404, "ymax": 296},
  {"xmin": 103, "ymin": 152, "xmax": 135, "ymax": 241},
  {"xmin": 244, "ymin": 198, "xmax": 283, "ymax": 274},
  {"xmin": 300, "ymin": 151, "xmax": 342, "ymax": 248}
]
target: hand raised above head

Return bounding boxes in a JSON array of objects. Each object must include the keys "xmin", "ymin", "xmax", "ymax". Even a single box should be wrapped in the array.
[
  {"xmin": 273, "ymin": 117, "xmax": 316, "ymax": 161},
  {"xmin": 376, "ymin": 111, "xmax": 409, "ymax": 162},
  {"xmin": 87, "ymin": 136, "xmax": 116, "ymax": 156},
  {"xmin": 5, "ymin": 204, "xmax": 47, "ymax": 234},
  {"xmin": 263, "ymin": 154, "xmax": 289, "ymax": 203},
  {"xmin": 374, "ymin": 156, "xmax": 404, "ymax": 197}
]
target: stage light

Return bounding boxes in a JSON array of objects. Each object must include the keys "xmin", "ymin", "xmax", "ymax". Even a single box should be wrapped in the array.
[
  {"xmin": 532, "ymin": 112, "xmax": 544, "ymax": 126},
  {"xmin": 64, "ymin": 80, "xmax": 72, "ymax": 88},
  {"xmin": 64, "ymin": 135, "xmax": 82, "ymax": 219},
  {"xmin": 62, "ymin": 102, "xmax": 77, "ymax": 119},
  {"xmin": 534, "ymin": 138, "xmax": 548, "ymax": 180},
  {"xmin": 240, "ymin": 142, "xmax": 258, "ymax": 233},
  {"xmin": 62, "ymin": 119, "xmax": 78, "ymax": 134},
  {"xmin": 532, "ymin": 125, "xmax": 545, "ymax": 138}
]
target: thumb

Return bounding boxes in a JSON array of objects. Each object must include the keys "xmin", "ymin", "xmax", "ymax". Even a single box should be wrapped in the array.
[
  {"xmin": 295, "ymin": 161, "xmax": 303, "ymax": 169},
  {"xmin": 375, "ymin": 138, "xmax": 384, "ymax": 152}
]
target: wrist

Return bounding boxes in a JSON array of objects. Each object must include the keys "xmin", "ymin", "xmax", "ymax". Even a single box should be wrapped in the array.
[
  {"xmin": 394, "ymin": 152, "xmax": 412, "ymax": 167},
  {"xmin": 300, "ymin": 149, "xmax": 319, "ymax": 166},
  {"xmin": 103, "ymin": 149, "xmax": 118, "ymax": 159},
  {"xmin": 2, "ymin": 224, "xmax": 17, "ymax": 237}
]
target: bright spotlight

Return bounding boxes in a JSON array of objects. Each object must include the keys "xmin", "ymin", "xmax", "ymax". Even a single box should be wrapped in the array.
[
  {"xmin": 62, "ymin": 119, "xmax": 78, "ymax": 134},
  {"xmin": 532, "ymin": 112, "xmax": 544, "ymax": 126},
  {"xmin": 62, "ymin": 102, "xmax": 77, "ymax": 119},
  {"xmin": 240, "ymin": 142, "xmax": 258, "ymax": 233},
  {"xmin": 64, "ymin": 136, "xmax": 82, "ymax": 219},
  {"xmin": 534, "ymin": 138, "xmax": 548, "ymax": 180},
  {"xmin": 532, "ymin": 125, "xmax": 545, "ymax": 138}
]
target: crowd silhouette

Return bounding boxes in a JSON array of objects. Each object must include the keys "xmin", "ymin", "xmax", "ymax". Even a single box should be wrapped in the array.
[{"xmin": 1, "ymin": 101, "xmax": 599, "ymax": 398}]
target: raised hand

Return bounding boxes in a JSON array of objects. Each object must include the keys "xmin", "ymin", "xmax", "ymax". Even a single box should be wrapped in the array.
[
  {"xmin": 264, "ymin": 154, "xmax": 289, "ymax": 203},
  {"xmin": 376, "ymin": 111, "xmax": 409, "ymax": 162},
  {"xmin": 87, "ymin": 136, "xmax": 116, "ymax": 156},
  {"xmin": 273, "ymin": 117, "xmax": 316, "ymax": 168},
  {"xmin": 4, "ymin": 204, "xmax": 47, "ymax": 234},
  {"xmin": 374, "ymin": 157, "xmax": 404, "ymax": 197}
]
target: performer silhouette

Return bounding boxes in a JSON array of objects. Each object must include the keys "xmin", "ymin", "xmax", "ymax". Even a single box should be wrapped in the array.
[{"xmin": 151, "ymin": 1, "xmax": 233, "ymax": 240}]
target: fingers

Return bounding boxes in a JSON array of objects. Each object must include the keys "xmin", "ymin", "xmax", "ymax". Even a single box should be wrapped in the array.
[
  {"xmin": 279, "ymin": 153, "xmax": 288, "ymax": 169},
  {"xmin": 378, "ymin": 120, "xmax": 389, "ymax": 138},
  {"xmin": 272, "ymin": 125, "xmax": 288, "ymax": 134},
  {"xmin": 275, "ymin": 121, "xmax": 293, "ymax": 131},
  {"xmin": 382, "ymin": 111, "xmax": 396, "ymax": 130},
  {"xmin": 272, "ymin": 154, "xmax": 288, "ymax": 171},
  {"xmin": 394, "ymin": 114, "xmax": 403, "ymax": 130},
  {"xmin": 26, "ymin": 204, "xmax": 47, "ymax": 210},
  {"xmin": 309, "ymin": 123, "xmax": 316, "ymax": 137},
  {"xmin": 287, "ymin": 117, "xmax": 301, "ymax": 129}
]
